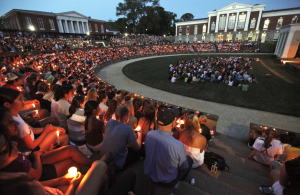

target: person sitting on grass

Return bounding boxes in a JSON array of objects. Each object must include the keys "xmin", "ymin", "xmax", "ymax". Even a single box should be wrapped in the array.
[{"xmin": 240, "ymin": 81, "xmax": 249, "ymax": 91}]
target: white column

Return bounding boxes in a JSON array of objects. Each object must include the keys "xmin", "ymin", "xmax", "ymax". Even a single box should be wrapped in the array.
[
  {"xmin": 224, "ymin": 13, "xmax": 229, "ymax": 32},
  {"xmin": 234, "ymin": 12, "xmax": 240, "ymax": 31},
  {"xmin": 175, "ymin": 24, "xmax": 177, "ymax": 36},
  {"xmin": 244, "ymin": 11, "xmax": 251, "ymax": 31},
  {"xmin": 76, "ymin": 21, "xmax": 80, "ymax": 33},
  {"xmin": 207, "ymin": 16, "xmax": 211, "ymax": 33},
  {"xmin": 85, "ymin": 22, "xmax": 89, "ymax": 33},
  {"xmin": 215, "ymin": 13, "xmax": 220, "ymax": 33},
  {"xmin": 70, "ymin": 21, "xmax": 75, "ymax": 33},
  {"xmin": 256, "ymin": 10, "xmax": 263, "ymax": 31},
  {"xmin": 274, "ymin": 33, "xmax": 283, "ymax": 55},
  {"xmin": 63, "ymin": 20, "xmax": 69, "ymax": 33},
  {"xmin": 58, "ymin": 19, "xmax": 64, "ymax": 33}
]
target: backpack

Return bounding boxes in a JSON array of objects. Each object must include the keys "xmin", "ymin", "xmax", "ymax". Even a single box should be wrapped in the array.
[{"xmin": 204, "ymin": 152, "xmax": 229, "ymax": 172}]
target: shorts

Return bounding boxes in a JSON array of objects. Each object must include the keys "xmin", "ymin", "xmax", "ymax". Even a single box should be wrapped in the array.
[
  {"xmin": 272, "ymin": 181, "xmax": 284, "ymax": 195},
  {"xmin": 39, "ymin": 164, "xmax": 57, "ymax": 181}
]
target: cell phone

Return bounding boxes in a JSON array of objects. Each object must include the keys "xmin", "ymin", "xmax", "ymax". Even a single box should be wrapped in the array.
[{"xmin": 259, "ymin": 186, "xmax": 272, "ymax": 195}]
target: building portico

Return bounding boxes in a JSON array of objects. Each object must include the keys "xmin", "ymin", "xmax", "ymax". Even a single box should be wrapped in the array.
[{"xmin": 56, "ymin": 12, "xmax": 89, "ymax": 34}]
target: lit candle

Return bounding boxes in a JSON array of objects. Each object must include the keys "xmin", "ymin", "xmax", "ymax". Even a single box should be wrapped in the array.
[
  {"xmin": 35, "ymin": 110, "xmax": 40, "ymax": 118},
  {"xmin": 96, "ymin": 116, "xmax": 99, "ymax": 120},
  {"xmin": 32, "ymin": 104, "xmax": 36, "ymax": 108},
  {"xmin": 68, "ymin": 167, "xmax": 78, "ymax": 178},
  {"xmin": 200, "ymin": 128, "xmax": 202, "ymax": 133},
  {"xmin": 135, "ymin": 126, "xmax": 141, "ymax": 132},
  {"xmin": 57, "ymin": 130, "xmax": 60, "ymax": 145},
  {"xmin": 210, "ymin": 130, "xmax": 214, "ymax": 136}
]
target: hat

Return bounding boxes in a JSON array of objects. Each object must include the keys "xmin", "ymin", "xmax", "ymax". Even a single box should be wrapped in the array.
[
  {"xmin": 30, "ymin": 71, "xmax": 39, "ymax": 76},
  {"xmin": 15, "ymin": 72, "xmax": 26, "ymax": 79},
  {"xmin": 157, "ymin": 108, "xmax": 180, "ymax": 126},
  {"xmin": 7, "ymin": 73, "xmax": 18, "ymax": 81}
]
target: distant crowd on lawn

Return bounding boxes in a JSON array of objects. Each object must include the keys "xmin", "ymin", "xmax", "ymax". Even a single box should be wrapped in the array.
[{"xmin": 169, "ymin": 56, "xmax": 259, "ymax": 91}]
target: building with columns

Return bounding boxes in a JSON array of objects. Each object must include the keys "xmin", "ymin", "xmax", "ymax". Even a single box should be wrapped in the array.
[
  {"xmin": 0, "ymin": 9, "xmax": 106, "ymax": 35},
  {"xmin": 175, "ymin": 3, "xmax": 300, "ymax": 43}
]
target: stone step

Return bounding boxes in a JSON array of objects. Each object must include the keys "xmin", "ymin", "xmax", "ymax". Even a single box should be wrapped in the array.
[
  {"xmin": 194, "ymin": 164, "xmax": 269, "ymax": 194},
  {"xmin": 153, "ymin": 181, "xmax": 211, "ymax": 195},
  {"xmin": 186, "ymin": 169, "xmax": 252, "ymax": 195},
  {"xmin": 207, "ymin": 147, "xmax": 270, "ymax": 178}
]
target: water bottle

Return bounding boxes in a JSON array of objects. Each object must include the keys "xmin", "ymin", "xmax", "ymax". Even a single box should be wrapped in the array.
[{"xmin": 191, "ymin": 178, "xmax": 195, "ymax": 186}]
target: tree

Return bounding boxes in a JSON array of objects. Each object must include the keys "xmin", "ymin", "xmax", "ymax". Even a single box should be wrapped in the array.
[
  {"xmin": 116, "ymin": 0, "xmax": 159, "ymax": 33},
  {"xmin": 180, "ymin": 13, "xmax": 194, "ymax": 21}
]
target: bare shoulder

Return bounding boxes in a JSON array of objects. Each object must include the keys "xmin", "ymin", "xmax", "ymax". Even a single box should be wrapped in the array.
[{"xmin": 194, "ymin": 134, "xmax": 207, "ymax": 148}]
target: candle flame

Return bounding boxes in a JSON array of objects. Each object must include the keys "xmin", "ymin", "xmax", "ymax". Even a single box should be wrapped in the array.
[
  {"xmin": 68, "ymin": 167, "xmax": 77, "ymax": 178},
  {"xmin": 135, "ymin": 126, "xmax": 141, "ymax": 131},
  {"xmin": 210, "ymin": 130, "xmax": 214, "ymax": 135},
  {"xmin": 57, "ymin": 130, "xmax": 59, "ymax": 136},
  {"xmin": 200, "ymin": 128, "xmax": 202, "ymax": 133},
  {"xmin": 32, "ymin": 104, "xmax": 35, "ymax": 107},
  {"xmin": 96, "ymin": 116, "xmax": 99, "ymax": 119}
]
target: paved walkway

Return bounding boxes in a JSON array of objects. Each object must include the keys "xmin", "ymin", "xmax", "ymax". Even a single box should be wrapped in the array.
[
  {"xmin": 97, "ymin": 54, "xmax": 300, "ymax": 140},
  {"xmin": 260, "ymin": 59, "xmax": 294, "ymax": 83}
]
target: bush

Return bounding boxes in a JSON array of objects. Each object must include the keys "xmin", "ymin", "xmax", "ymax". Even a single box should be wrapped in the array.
[{"xmin": 259, "ymin": 41, "xmax": 277, "ymax": 53}]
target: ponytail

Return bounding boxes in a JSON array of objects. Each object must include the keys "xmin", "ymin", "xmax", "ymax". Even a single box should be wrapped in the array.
[
  {"xmin": 264, "ymin": 129, "xmax": 276, "ymax": 148},
  {"xmin": 67, "ymin": 96, "xmax": 84, "ymax": 119},
  {"xmin": 84, "ymin": 100, "xmax": 99, "ymax": 131},
  {"xmin": 104, "ymin": 100, "xmax": 118, "ymax": 121}
]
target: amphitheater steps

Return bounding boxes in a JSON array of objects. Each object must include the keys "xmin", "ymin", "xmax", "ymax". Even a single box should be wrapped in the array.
[{"xmin": 123, "ymin": 133, "xmax": 272, "ymax": 195}]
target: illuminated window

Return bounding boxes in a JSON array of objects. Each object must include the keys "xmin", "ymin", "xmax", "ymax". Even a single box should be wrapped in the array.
[
  {"xmin": 250, "ymin": 18, "xmax": 256, "ymax": 29},
  {"xmin": 194, "ymin": 25, "xmax": 198, "ymax": 34},
  {"xmin": 49, "ymin": 19, "xmax": 55, "ymax": 30},
  {"xmin": 202, "ymin": 24, "xmax": 206, "ymax": 33},
  {"xmin": 263, "ymin": 19, "xmax": 270, "ymax": 29},
  {"xmin": 277, "ymin": 17, "xmax": 283, "ymax": 28},
  {"xmin": 291, "ymin": 16, "xmax": 298, "ymax": 24},
  {"xmin": 228, "ymin": 15, "xmax": 236, "ymax": 29}
]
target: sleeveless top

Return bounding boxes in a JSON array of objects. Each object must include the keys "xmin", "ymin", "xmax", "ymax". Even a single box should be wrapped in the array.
[{"xmin": 184, "ymin": 144, "xmax": 205, "ymax": 168}]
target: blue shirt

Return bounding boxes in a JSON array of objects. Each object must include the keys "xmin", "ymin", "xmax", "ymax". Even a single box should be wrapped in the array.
[
  {"xmin": 144, "ymin": 129, "xmax": 189, "ymax": 183},
  {"xmin": 100, "ymin": 119, "xmax": 137, "ymax": 169}
]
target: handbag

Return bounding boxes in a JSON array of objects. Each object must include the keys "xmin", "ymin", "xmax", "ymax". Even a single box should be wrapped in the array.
[{"xmin": 204, "ymin": 152, "xmax": 229, "ymax": 173}]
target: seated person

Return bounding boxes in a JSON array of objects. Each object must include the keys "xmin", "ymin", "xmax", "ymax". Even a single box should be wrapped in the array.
[
  {"xmin": 0, "ymin": 88, "xmax": 69, "ymax": 154},
  {"xmin": 198, "ymin": 115, "xmax": 211, "ymax": 142},
  {"xmin": 67, "ymin": 96, "xmax": 86, "ymax": 142},
  {"xmin": 100, "ymin": 106, "xmax": 142, "ymax": 171},
  {"xmin": 0, "ymin": 123, "xmax": 94, "ymax": 181},
  {"xmin": 269, "ymin": 156, "xmax": 300, "ymax": 195},
  {"xmin": 179, "ymin": 114, "xmax": 207, "ymax": 168},
  {"xmin": 144, "ymin": 107, "xmax": 193, "ymax": 186},
  {"xmin": 247, "ymin": 129, "xmax": 283, "ymax": 165},
  {"xmin": 137, "ymin": 105, "xmax": 156, "ymax": 143},
  {"xmin": 84, "ymin": 100, "xmax": 105, "ymax": 152}
]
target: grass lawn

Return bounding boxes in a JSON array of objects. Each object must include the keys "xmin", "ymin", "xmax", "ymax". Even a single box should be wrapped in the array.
[{"xmin": 122, "ymin": 54, "xmax": 300, "ymax": 117}]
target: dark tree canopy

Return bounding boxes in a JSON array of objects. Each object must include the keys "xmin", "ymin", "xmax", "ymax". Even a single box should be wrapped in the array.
[
  {"xmin": 116, "ymin": 0, "xmax": 159, "ymax": 33},
  {"xmin": 180, "ymin": 13, "xmax": 194, "ymax": 21}
]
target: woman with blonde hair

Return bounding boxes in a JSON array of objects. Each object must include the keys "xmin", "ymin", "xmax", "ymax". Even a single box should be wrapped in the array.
[
  {"xmin": 124, "ymin": 101, "xmax": 137, "ymax": 128},
  {"xmin": 85, "ymin": 88, "xmax": 98, "ymax": 102},
  {"xmin": 179, "ymin": 114, "xmax": 207, "ymax": 168}
]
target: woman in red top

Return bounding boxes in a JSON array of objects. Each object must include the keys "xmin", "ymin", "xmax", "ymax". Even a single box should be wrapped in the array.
[{"xmin": 137, "ymin": 105, "xmax": 156, "ymax": 142}]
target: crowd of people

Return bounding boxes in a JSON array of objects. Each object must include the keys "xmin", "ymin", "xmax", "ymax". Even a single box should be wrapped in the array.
[
  {"xmin": 110, "ymin": 35, "xmax": 169, "ymax": 46},
  {"xmin": 0, "ymin": 31, "xmax": 298, "ymax": 195},
  {"xmin": 169, "ymin": 56, "xmax": 258, "ymax": 91}
]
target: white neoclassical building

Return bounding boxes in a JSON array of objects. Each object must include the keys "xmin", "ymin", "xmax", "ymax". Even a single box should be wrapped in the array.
[{"xmin": 175, "ymin": 3, "xmax": 300, "ymax": 43}]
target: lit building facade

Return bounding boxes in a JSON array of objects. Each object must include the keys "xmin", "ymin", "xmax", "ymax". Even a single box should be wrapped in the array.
[
  {"xmin": 0, "ymin": 9, "xmax": 106, "ymax": 35},
  {"xmin": 175, "ymin": 3, "xmax": 300, "ymax": 43}
]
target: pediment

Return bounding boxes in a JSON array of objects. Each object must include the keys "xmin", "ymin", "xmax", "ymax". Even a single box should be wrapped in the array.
[
  {"xmin": 217, "ymin": 3, "xmax": 253, "ymax": 11},
  {"xmin": 56, "ymin": 11, "xmax": 88, "ymax": 19}
]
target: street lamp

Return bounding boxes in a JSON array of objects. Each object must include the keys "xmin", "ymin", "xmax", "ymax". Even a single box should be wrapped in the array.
[
  {"xmin": 29, "ymin": 25, "xmax": 35, "ymax": 31},
  {"xmin": 87, "ymin": 32, "xmax": 90, "ymax": 35}
]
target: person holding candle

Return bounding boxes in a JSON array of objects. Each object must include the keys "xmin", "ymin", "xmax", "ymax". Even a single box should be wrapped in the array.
[
  {"xmin": 179, "ymin": 114, "xmax": 207, "ymax": 168},
  {"xmin": 137, "ymin": 105, "xmax": 156, "ymax": 143},
  {"xmin": 0, "ymin": 88, "xmax": 69, "ymax": 154},
  {"xmin": 55, "ymin": 85, "xmax": 72, "ymax": 131}
]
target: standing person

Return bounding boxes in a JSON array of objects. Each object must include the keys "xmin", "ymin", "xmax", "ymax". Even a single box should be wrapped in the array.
[
  {"xmin": 144, "ymin": 108, "xmax": 193, "ymax": 186},
  {"xmin": 247, "ymin": 129, "xmax": 283, "ymax": 165},
  {"xmin": 100, "ymin": 106, "xmax": 142, "ymax": 170},
  {"xmin": 179, "ymin": 115, "xmax": 207, "ymax": 168}
]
